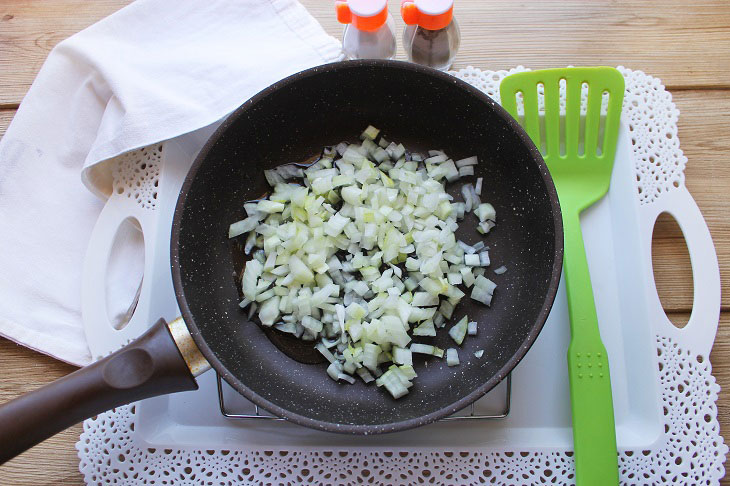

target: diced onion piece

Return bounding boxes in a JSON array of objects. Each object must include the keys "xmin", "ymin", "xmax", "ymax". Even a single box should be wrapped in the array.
[
  {"xmin": 458, "ymin": 166, "xmax": 475, "ymax": 178},
  {"xmin": 459, "ymin": 267, "xmax": 475, "ymax": 287},
  {"xmin": 471, "ymin": 286, "xmax": 493, "ymax": 306},
  {"xmin": 316, "ymin": 343, "xmax": 337, "ymax": 363},
  {"xmin": 412, "ymin": 320, "xmax": 436, "ymax": 337},
  {"xmin": 338, "ymin": 373, "xmax": 356, "ymax": 384},
  {"xmin": 464, "ymin": 254, "xmax": 480, "ymax": 266},
  {"xmin": 375, "ymin": 369, "xmax": 409, "ymax": 399},
  {"xmin": 411, "ymin": 292, "xmax": 439, "ymax": 307},
  {"xmin": 410, "ymin": 343, "xmax": 444, "ymax": 358},
  {"xmin": 229, "ymin": 217, "xmax": 259, "ymax": 238},
  {"xmin": 479, "ymin": 251, "xmax": 490, "ymax": 267},
  {"xmin": 446, "ymin": 348, "xmax": 460, "ymax": 366},
  {"xmin": 357, "ymin": 367, "xmax": 375, "ymax": 383},
  {"xmin": 257, "ymin": 200, "xmax": 285, "ymax": 213},
  {"xmin": 474, "ymin": 350, "xmax": 484, "ymax": 358},
  {"xmin": 361, "ymin": 125, "xmax": 380, "ymax": 140},
  {"xmin": 455, "ymin": 156, "xmax": 478, "ymax": 168},
  {"xmin": 494, "ymin": 265, "xmax": 507, "ymax": 275},
  {"xmin": 478, "ymin": 220, "xmax": 496, "ymax": 234},
  {"xmin": 474, "ymin": 275, "xmax": 497, "ymax": 294},
  {"xmin": 425, "ymin": 154, "xmax": 448, "ymax": 164},
  {"xmin": 258, "ymin": 296, "xmax": 281, "ymax": 326},
  {"xmin": 393, "ymin": 347, "xmax": 413, "ymax": 366},
  {"xmin": 449, "ymin": 316, "xmax": 468, "ymax": 345},
  {"xmin": 461, "ymin": 184, "xmax": 474, "ymax": 212},
  {"xmin": 467, "ymin": 321, "xmax": 477, "ymax": 336},
  {"xmin": 439, "ymin": 300, "xmax": 454, "ymax": 319},
  {"xmin": 288, "ymin": 254, "xmax": 315, "ymax": 284},
  {"xmin": 475, "ymin": 177, "xmax": 483, "ymax": 196},
  {"xmin": 474, "ymin": 203, "xmax": 496, "ymax": 222}
]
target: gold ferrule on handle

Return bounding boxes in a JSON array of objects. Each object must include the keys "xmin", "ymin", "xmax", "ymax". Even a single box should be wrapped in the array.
[{"xmin": 167, "ymin": 317, "xmax": 211, "ymax": 377}]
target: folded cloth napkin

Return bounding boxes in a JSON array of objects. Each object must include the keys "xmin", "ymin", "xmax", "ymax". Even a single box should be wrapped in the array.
[{"xmin": 0, "ymin": 0, "xmax": 342, "ymax": 366}]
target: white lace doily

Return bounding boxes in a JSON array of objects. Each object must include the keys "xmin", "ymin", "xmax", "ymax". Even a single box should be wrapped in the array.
[{"xmin": 77, "ymin": 67, "xmax": 727, "ymax": 485}]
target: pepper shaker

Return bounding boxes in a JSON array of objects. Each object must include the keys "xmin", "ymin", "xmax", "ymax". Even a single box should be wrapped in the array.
[
  {"xmin": 401, "ymin": 0, "xmax": 460, "ymax": 71},
  {"xmin": 335, "ymin": 0, "xmax": 397, "ymax": 60}
]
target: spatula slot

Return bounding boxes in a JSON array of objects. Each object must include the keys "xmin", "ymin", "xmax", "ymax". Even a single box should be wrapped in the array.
[
  {"xmin": 597, "ymin": 90, "xmax": 611, "ymax": 156},
  {"xmin": 536, "ymin": 83, "xmax": 548, "ymax": 155},
  {"xmin": 559, "ymin": 78, "xmax": 567, "ymax": 157},
  {"xmin": 515, "ymin": 90, "xmax": 525, "ymax": 126},
  {"xmin": 578, "ymin": 82, "xmax": 589, "ymax": 157}
]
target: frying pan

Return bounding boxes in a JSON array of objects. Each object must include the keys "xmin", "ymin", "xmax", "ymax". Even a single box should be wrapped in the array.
[{"xmin": 0, "ymin": 60, "xmax": 562, "ymax": 463}]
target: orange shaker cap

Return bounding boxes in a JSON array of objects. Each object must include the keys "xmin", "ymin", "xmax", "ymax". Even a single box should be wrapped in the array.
[
  {"xmin": 335, "ymin": 0, "xmax": 389, "ymax": 32},
  {"xmin": 401, "ymin": 0, "xmax": 453, "ymax": 31}
]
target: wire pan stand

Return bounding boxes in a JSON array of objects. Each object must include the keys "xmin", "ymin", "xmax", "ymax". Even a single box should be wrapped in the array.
[{"xmin": 216, "ymin": 373, "xmax": 512, "ymax": 422}]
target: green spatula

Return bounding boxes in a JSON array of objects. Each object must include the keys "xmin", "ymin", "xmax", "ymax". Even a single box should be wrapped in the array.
[{"xmin": 500, "ymin": 67, "xmax": 625, "ymax": 485}]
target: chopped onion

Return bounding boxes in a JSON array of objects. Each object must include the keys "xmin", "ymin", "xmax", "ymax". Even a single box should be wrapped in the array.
[
  {"xmin": 494, "ymin": 265, "xmax": 507, "ymax": 275},
  {"xmin": 455, "ymin": 156, "xmax": 478, "ymax": 168},
  {"xmin": 361, "ymin": 125, "xmax": 380, "ymax": 140},
  {"xmin": 461, "ymin": 184, "xmax": 474, "ymax": 212},
  {"xmin": 474, "ymin": 350, "xmax": 484, "ymax": 358},
  {"xmin": 410, "ymin": 343, "xmax": 444, "ymax": 358},
  {"xmin": 412, "ymin": 320, "xmax": 436, "ymax": 336},
  {"xmin": 446, "ymin": 348, "xmax": 460, "ymax": 366},
  {"xmin": 467, "ymin": 321, "xmax": 477, "ymax": 336},
  {"xmin": 475, "ymin": 177, "xmax": 483, "ymax": 196},
  {"xmin": 458, "ymin": 166, "xmax": 475, "ymax": 178},
  {"xmin": 464, "ymin": 254, "xmax": 480, "ymax": 266},
  {"xmin": 231, "ymin": 126, "xmax": 501, "ymax": 399},
  {"xmin": 474, "ymin": 203, "xmax": 496, "ymax": 222},
  {"xmin": 356, "ymin": 367, "xmax": 375, "ymax": 383},
  {"xmin": 479, "ymin": 251, "xmax": 491, "ymax": 267},
  {"xmin": 448, "ymin": 316, "xmax": 468, "ymax": 345}
]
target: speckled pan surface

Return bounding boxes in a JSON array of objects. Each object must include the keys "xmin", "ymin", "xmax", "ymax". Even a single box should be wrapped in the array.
[{"xmin": 171, "ymin": 60, "xmax": 563, "ymax": 434}]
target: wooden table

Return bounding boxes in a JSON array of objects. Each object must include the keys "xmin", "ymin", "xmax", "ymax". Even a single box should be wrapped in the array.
[{"xmin": 0, "ymin": 1, "xmax": 728, "ymax": 483}]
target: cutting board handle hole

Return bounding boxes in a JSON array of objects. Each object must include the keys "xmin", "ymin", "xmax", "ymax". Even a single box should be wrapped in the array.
[
  {"xmin": 105, "ymin": 216, "xmax": 145, "ymax": 331},
  {"xmin": 651, "ymin": 212, "xmax": 692, "ymax": 328}
]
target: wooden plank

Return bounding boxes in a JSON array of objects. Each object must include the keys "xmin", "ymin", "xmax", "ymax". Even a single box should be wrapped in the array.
[
  {"xmin": 303, "ymin": 0, "xmax": 730, "ymax": 92},
  {"xmin": 0, "ymin": 109, "xmax": 14, "ymax": 138},
  {"xmin": 0, "ymin": 310, "xmax": 727, "ymax": 484},
  {"xmin": 652, "ymin": 90, "xmax": 730, "ymax": 311},
  {"xmin": 1, "ymin": 0, "xmax": 730, "ymax": 105},
  {"xmin": 0, "ymin": 338, "xmax": 84, "ymax": 485},
  {"xmin": 0, "ymin": 0, "xmax": 130, "ymax": 106}
]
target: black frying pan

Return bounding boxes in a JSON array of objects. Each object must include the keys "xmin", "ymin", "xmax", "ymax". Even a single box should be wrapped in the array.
[{"xmin": 0, "ymin": 61, "xmax": 562, "ymax": 463}]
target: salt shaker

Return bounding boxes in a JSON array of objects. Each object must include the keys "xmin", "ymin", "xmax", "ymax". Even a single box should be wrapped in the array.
[
  {"xmin": 335, "ymin": 0, "xmax": 397, "ymax": 60},
  {"xmin": 401, "ymin": 0, "xmax": 460, "ymax": 71}
]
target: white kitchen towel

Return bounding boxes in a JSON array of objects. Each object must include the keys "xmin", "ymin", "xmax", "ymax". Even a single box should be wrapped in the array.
[{"xmin": 0, "ymin": 0, "xmax": 342, "ymax": 366}]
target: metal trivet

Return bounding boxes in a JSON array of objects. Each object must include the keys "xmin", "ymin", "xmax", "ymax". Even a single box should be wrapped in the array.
[{"xmin": 216, "ymin": 373, "xmax": 511, "ymax": 422}]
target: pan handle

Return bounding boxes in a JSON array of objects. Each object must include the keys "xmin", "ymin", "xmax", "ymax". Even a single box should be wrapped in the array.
[{"xmin": 0, "ymin": 318, "xmax": 203, "ymax": 464}]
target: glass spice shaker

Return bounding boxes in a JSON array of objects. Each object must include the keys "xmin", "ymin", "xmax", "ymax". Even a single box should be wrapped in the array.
[
  {"xmin": 335, "ymin": 0, "xmax": 397, "ymax": 60},
  {"xmin": 401, "ymin": 0, "xmax": 460, "ymax": 71}
]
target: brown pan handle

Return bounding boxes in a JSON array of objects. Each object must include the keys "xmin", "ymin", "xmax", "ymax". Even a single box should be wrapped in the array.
[{"xmin": 0, "ymin": 318, "xmax": 203, "ymax": 464}]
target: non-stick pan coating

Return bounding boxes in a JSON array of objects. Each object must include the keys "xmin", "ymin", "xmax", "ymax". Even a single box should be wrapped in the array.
[{"xmin": 172, "ymin": 60, "xmax": 563, "ymax": 434}]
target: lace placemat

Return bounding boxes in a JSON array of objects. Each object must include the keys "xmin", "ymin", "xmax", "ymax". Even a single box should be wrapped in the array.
[{"xmin": 76, "ymin": 67, "xmax": 727, "ymax": 485}]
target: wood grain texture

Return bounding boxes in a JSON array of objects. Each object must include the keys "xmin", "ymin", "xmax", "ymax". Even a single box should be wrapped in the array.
[
  {"xmin": 302, "ymin": 0, "xmax": 730, "ymax": 91},
  {"xmin": 0, "ymin": 338, "xmax": 84, "ymax": 485},
  {"xmin": 1, "ymin": 1, "xmax": 729, "ymax": 105},
  {"xmin": 0, "ymin": 0, "xmax": 728, "ymax": 483},
  {"xmin": 0, "ymin": 0, "xmax": 130, "ymax": 105},
  {"xmin": 0, "ymin": 109, "xmax": 14, "ymax": 139}
]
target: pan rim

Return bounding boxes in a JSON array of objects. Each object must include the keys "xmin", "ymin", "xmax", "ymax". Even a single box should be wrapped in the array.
[{"xmin": 171, "ymin": 59, "xmax": 564, "ymax": 434}]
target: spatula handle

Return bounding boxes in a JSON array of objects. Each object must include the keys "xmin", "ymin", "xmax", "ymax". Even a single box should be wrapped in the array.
[{"xmin": 563, "ymin": 209, "xmax": 619, "ymax": 485}]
